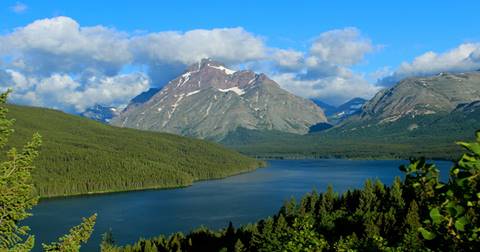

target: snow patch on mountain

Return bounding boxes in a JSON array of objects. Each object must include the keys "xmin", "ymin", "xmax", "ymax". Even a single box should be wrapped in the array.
[
  {"xmin": 218, "ymin": 87, "xmax": 245, "ymax": 95},
  {"xmin": 186, "ymin": 90, "xmax": 201, "ymax": 97},
  {"xmin": 208, "ymin": 64, "xmax": 236, "ymax": 75}
]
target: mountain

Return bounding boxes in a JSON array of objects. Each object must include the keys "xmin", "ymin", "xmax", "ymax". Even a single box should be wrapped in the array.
[
  {"xmin": 328, "ymin": 98, "xmax": 367, "ymax": 124},
  {"xmin": 6, "ymin": 104, "xmax": 262, "ymax": 197},
  {"xmin": 222, "ymin": 71, "xmax": 480, "ymax": 160},
  {"xmin": 111, "ymin": 59, "xmax": 327, "ymax": 140},
  {"xmin": 356, "ymin": 72, "xmax": 480, "ymax": 124},
  {"xmin": 80, "ymin": 104, "xmax": 120, "ymax": 123},
  {"xmin": 129, "ymin": 87, "xmax": 161, "ymax": 107},
  {"xmin": 311, "ymin": 99, "xmax": 336, "ymax": 116},
  {"xmin": 311, "ymin": 98, "xmax": 366, "ymax": 125}
]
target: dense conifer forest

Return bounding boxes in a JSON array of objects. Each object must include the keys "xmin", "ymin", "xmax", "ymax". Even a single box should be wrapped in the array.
[
  {"xmin": 222, "ymin": 109, "xmax": 478, "ymax": 160},
  {"xmin": 107, "ymin": 132, "xmax": 480, "ymax": 251},
  {"xmin": 5, "ymin": 104, "xmax": 263, "ymax": 198}
]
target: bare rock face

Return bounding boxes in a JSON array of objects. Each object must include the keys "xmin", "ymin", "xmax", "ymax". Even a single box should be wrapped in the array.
[
  {"xmin": 358, "ymin": 71, "xmax": 480, "ymax": 123},
  {"xmin": 111, "ymin": 59, "xmax": 326, "ymax": 140}
]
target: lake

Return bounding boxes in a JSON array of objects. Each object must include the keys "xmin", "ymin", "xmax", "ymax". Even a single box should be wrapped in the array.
[{"xmin": 25, "ymin": 159, "xmax": 452, "ymax": 251}]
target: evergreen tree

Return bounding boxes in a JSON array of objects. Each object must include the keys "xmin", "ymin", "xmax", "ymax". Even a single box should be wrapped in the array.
[
  {"xmin": 0, "ymin": 91, "xmax": 40, "ymax": 251},
  {"xmin": 101, "ymin": 229, "xmax": 116, "ymax": 252},
  {"xmin": 0, "ymin": 91, "xmax": 96, "ymax": 251},
  {"xmin": 42, "ymin": 214, "xmax": 97, "ymax": 251}
]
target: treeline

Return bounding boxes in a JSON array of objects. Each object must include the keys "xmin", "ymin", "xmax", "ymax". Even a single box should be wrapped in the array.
[
  {"xmin": 107, "ymin": 132, "xmax": 480, "ymax": 251},
  {"xmin": 222, "ymin": 110, "xmax": 477, "ymax": 160},
  {"xmin": 6, "ymin": 104, "xmax": 263, "ymax": 198}
]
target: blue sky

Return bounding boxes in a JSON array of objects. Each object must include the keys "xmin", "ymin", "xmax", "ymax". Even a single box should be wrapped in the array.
[{"xmin": 1, "ymin": 0, "xmax": 480, "ymax": 110}]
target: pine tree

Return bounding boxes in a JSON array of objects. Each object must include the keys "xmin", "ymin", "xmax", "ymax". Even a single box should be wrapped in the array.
[
  {"xmin": 401, "ymin": 200, "xmax": 423, "ymax": 250},
  {"xmin": 42, "ymin": 214, "xmax": 97, "ymax": 251},
  {"xmin": 234, "ymin": 239, "xmax": 245, "ymax": 252},
  {"xmin": 0, "ymin": 91, "xmax": 40, "ymax": 251},
  {"xmin": 0, "ymin": 91, "xmax": 97, "ymax": 251},
  {"xmin": 100, "ymin": 229, "xmax": 116, "ymax": 252}
]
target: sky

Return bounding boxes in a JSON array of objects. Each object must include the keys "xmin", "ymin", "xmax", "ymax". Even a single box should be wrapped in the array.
[{"xmin": 0, "ymin": 0, "xmax": 480, "ymax": 112}]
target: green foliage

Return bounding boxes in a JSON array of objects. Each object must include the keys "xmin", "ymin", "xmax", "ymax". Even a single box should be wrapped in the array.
[
  {"xmin": 0, "ymin": 92, "xmax": 96, "ymax": 251},
  {"xmin": 0, "ymin": 91, "xmax": 41, "ymax": 251},
  {"xmin": 100, "ymin": 229, "xmax": 116, "ymax": 252},
  {"xmin": 6, "ymin": 104, "xmax": 263, "ymax": 198},
  {"xmin": 222, "ymin": 109, "xmax": 478, "ymax": 160},
  {"xmin": 408, "ymin": 130, "xmax": 480, "ymax": 250},
  {"xmin": 42, "ymin": 214, "xmax": 97, "ymax": 251},
  {"xmin": 115, "ymin": 131, "xmax": 480, "ymax": 251}
]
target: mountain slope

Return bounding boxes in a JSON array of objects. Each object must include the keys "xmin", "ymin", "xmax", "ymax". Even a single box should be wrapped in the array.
[
  {"xmin": 358, "ymin": 72, "xmax": 480, "ymax": 123},
  {"xmin": 327, "ymin": 97, "xmax": 366, "ymax": 124},
  {"xmin": 311, "ymin": 99, "xmax": 336, "ymax": 116},
  {"xmin": 222, "ymin": 72, "xmax": 480, "ymax": 159},
  {"xmin": 111, "ymin": 59, "xmax": 326, "ymax": 140},
  {"xmin": 6, "ymin": 104, "xmax": 263, "ymax": 198}
]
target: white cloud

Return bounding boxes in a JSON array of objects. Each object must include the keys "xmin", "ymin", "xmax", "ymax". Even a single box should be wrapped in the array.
[
  {"xmin": 0, "ymin": 16, "xmax": 381, "ymax": 111},
  {"xmin": 267, "ymin": 28, "xmax": 380, "ymax": 104},
  {"xmin": 130, "ymin": 27, "xmax": 267, "ymax": 84},
  {"xmin": 1, "ymin": 70, "xmax": 149, "ymax": 112},
  {"xmin": 0, "ymin": 16, "xmax": 132, "ymax": 75},
  {"xmin": 309, "ymin": 27, "xmax": 374, "ymax": 66},
  {"xmin": 272, "ymin": 72, "xmax": 380, "ymax": 106},
  {"xmin": 10, "ymin": 2, "xmax": 28, "ymax": 14},
  {"xmin": 271, "ymin": 49, "xmax": 305, "ymax": 72},
  {"xmin": 131, "ymin": 28, "xmax": 266, "ymax": 65},
  {"xmin": 381, "ymin": 43, "xmax": 480, "ymax": 84}
]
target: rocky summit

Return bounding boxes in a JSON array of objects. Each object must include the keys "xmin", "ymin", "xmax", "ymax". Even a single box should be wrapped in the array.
[
  {"xmin": 111, "ymin": 59, "xmax": 326, "ymax": 140},
  {"xmin": 356, "ymin": 71, "xmax": 480, "ymax": 124}
]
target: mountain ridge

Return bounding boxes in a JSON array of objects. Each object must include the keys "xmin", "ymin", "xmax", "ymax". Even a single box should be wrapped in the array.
[{"xmin": 111, "ymin": 58, "xmax": 327, "ymax": 140}]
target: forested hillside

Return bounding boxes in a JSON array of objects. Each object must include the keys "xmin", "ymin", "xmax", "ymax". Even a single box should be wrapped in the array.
[
  {"xmin": 106, "ymin": 132, "xmax": 480, "ymax": 251},
  {"xmin": 5, "ymin": 104, "xmax": 263, "ymax": 198},
  {"xmin": 222, "ymin": 109, "xmax": 477, "ymax": 160}
]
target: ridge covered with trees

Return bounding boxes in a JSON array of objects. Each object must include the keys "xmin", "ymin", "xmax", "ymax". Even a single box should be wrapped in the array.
[
  {"xmin": 106, "ymin": 132, "xmax": 480, "ymax": 251},
  {"xmin": 5, "ymin": 104, "xmax": 263, "ymax": 198}
]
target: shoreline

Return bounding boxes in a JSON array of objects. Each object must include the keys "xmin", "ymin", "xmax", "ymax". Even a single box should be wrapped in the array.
[
  {"xmin": 37, "ymin": 156, "xmax": 452, "ymax": 201},
  {"xmin": 38, "ymin": 162, "xmax": 266, "ymax": 201}
]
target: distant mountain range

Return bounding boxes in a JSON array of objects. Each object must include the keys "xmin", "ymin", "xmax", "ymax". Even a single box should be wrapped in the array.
[
  {"xmin": 312, "ymin": 98, "xmax": 367, "ymax": 125},
  {"xmin": 80, "ymin": 104, "xmax": 119, "ymax": 123},
  {"xmin": 111, "ymin": 59, "xmax": 326, "ymax": 140},
  {"xmin": 77, "ymin": 61, "xmax": 480, "ymax": 159},
  {"xmin": 221, "ymin": 71, "xmax": 480, "ymax": 159}
]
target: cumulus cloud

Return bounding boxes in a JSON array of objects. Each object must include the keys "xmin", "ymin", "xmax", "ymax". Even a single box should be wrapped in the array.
[
  {"xmin": 131, "ymin": 28, "xmax": 266, "ymax": 65},
  {"xmin": 273, "ymin": 73, "xmax": 380, "ymax": 105},
  {"xmin": 381, "ymin": 43, "xmax": 480, "ymax": 84},
  {"xmin": 2, "ymin": 70, "xmax": 149, "ymax": 112},
  {"xmin": 267, "ymin": 28, "xmax": 380, "ymax": 105},
  {"xmin": 0, "ymin": 16, "xmax": 381, "ymax": 111},
  {"xmin": 0, "ymin": 16, "xmax": 132, "ymax": 76},
  {"xmin": 130, "ymin": 27, "xmax": 266, "ymax": 84},
  {"xmin": 10, "ymin": 2, "xmax": 28, "ymax": 14},
  {"xmin": 309, "ymin": 27, "xmax": 374, "ymax": 66}
]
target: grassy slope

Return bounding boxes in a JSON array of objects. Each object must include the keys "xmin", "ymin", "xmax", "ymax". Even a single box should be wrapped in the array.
[
  {"xmin": 221, "ymin": 110, "xmax": 478, "ymax": 160},
  {"xmin": 6, "ymin": 104, "xmax": 263, "ymax": 198}
]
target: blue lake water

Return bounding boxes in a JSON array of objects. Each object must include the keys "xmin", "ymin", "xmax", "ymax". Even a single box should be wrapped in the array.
[{"xmin": 25, "ymin": 159, "xmax": 452, "ymax": 251}]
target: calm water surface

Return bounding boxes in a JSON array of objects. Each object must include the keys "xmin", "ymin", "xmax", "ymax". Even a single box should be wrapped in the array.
[{"xmin": 26, "ymin": 159, "xmax": 451, "ymax": 251}]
